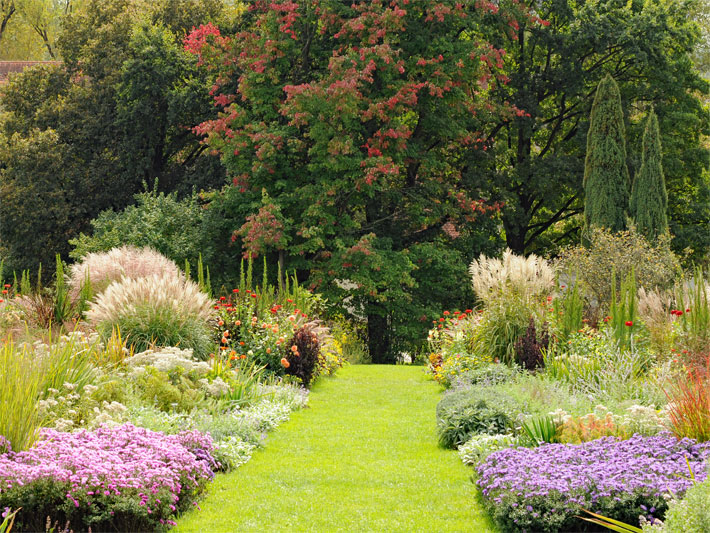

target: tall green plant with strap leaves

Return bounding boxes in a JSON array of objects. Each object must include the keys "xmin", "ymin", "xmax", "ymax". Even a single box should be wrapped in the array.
[
  {"xmin": 609, "ymin": 270, "xmax": 638, "ymax": 352},
  {"xmin": 630, "ymin": 109, "xmax": 668, "ymax": 241},
  {"xmin": 584, "ymin": 74, "xmax": 630, "ymax": 234}
]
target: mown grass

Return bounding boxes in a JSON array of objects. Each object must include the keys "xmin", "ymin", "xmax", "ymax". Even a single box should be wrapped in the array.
[{"xmin": 175, "ymin": 364, "xmax": 495, "ymax": 532}]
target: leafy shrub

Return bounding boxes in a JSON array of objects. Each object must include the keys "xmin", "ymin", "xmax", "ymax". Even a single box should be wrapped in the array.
[
  {"xmin": 69, "ymin": 187, "xmax": 204, "ymax": 267},
  {"xmin": 477, "ymin": 434, "xmax": 710, "ymax": 532},
  {"xmin": 68, "ymin": 245, "xmax": 183, "ymax": 301},
  {"xmin": 436, "ymin": 388, "xmax": 518, "ymax": 448},
  {"xmin": 0, "ymin": 425, "xmax": 216, "ymax": 532},
  {"xmin": 514, "ymin": 318, "xmax": 549, "ymax": 371},
  {"xmin": 87, "ymin": 272, "xmax": 213, "ymax": 359},
  {"xmin": 643, "ymin": 472, "xmax": 710, "ymax": 532},
  {"xmin": 557, "ymin": 226, "xmax": 680, "ymax": 314},
  {"xmin": 459, "ymin": 433, "xmax": 517, "ymax": 465},
  {"xmin": 284, "ymin": 325, "xmax": 320, "ymax": 387},
  {"xmin": 454, "ymin": 363, "xmax": 518, "ymax": 388},
  {"xmin": 435, "ymin": 351, "xmax": 494, "ymax": 388}
]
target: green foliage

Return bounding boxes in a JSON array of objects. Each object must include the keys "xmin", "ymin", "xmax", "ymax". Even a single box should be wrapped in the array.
[
  {"xmin": 0, "ymin": 129, "xmax": 72, "ymax": 274},
  {"xmin": 103, "ymin": 304, "xmax": 213, "ymax": 361},
  {"xmin": 609, "ymin": 270, "xmax": 641, "ymax": 352},
  {"xmin": 0, "ymin": 0, "xmax": 225, "ymax": 275},
  {"xmin": 674, "ymin": 270, "xmax": 710, "ymax": 355},
  {"xmin": 630, "ymin": 110, "xmax": 669, "ymax": 240},
  {"xmin": 53, "ymin": 254, "xmax": 70, "ymax": 324},
  {"xmin": 521, "ymin": 414, "xmax": 560, "ymax": 447},
  {"xmin": 584, "ymin": 74, "xmax": 630, "ymax": 233},
  {"xmin": 436, "ymin": 389, "xmax": 518, "ymax": 449},
  {"xmin": 455, "ymin": 363, "xmax": 518, "ymax": 389},
  {"xmin": 643, "ymin": 473, "xmax": 710, "ymax": 532},
  {"xmin": 558, "ymin": 226, "xmax": 680, "ymax": 313},
  {"xmin": 481, "ymin": 0, "xmax": 709, "ymax": 256},
  {"xmin": 69, "ymin": 186, "xmax": 205, "ymax": 267},
  {"xmin": 553, "ymin": 279, "xmax": 584, "ymax": 344},
  {"xmin": 0, "ymin": 341, "xmax": 43, "ymax": 452},
  {"xmin": 473, "ymin": 300, "xmax": 536, "ymax": 366}
]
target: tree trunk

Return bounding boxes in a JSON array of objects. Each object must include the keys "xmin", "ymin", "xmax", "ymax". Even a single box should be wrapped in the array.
[{"xmin": 367, "ymin": 309, "xmax": 394, "ymax": 364}]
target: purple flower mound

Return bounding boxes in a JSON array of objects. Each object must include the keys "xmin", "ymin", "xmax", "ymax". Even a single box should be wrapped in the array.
[
  {"xmin": 0, "ymin": 424, "xmax": 217, "ymax": 532},
  {"xmin": 476, "ymin": 434, "xmax": 710, "ymax": 532}
]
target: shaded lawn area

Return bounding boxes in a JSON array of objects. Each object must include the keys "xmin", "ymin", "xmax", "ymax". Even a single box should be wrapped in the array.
[{"xmin": 175, "ymin": 364, "xmax": 495, "ymax": 532}]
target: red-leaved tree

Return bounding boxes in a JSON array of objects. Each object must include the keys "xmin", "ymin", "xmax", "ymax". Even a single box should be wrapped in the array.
[{"xmin": 188, "ymin": 0, "xmax": 537, "ymax": 362}]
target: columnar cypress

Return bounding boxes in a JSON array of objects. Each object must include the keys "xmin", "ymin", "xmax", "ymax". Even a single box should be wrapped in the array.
[
  {"xmin": 630, "ymin": 110, "xmax": 668, "ymax": 240},
  {"xmin": 583, "ymin": 74, "xmax": 630, "ymax": 233}
]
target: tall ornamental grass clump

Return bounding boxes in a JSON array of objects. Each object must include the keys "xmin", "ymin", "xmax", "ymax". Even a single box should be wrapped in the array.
[
  {"xmin": 0, "ymin": 342, "xmax": 44, "ymax": 452},
  {"xmin": 469, "ymin": 249, "xmax": 554, "ymax": 365},
  {"xmin": 674, "ymin": 269, "xmax": 710, "ymax": 357},
  {"xmin": 87, "ymin": 273, "xmax": 213, "ymax": 359},
  {"xmin": 67, "ymin": 245, "xmax": 182, "ymax": 301},
  {"xmin": 664, "ymin": 357, "xmax": 710, "ymax": 442}
]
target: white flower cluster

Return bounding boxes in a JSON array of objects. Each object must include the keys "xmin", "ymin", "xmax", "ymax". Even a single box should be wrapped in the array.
[{"xmin": 127, "ymin": 347, "xmax": 210, "ymax": 375}]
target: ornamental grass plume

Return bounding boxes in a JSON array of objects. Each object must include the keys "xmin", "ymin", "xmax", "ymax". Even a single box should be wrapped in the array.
[
  {"xmin": 664, "ymin": 356, "xmax": 710, "ymax": 442},
  {"xmin": 469, "ymin": 249, "xmax": 554, "ymax": 307},
  {"xmin": 87, "ymin": 273, "xmax": 213, "ymax": 359},
  {"xmin": 67, "ymin": 245, "xmax": 182, "ymax": 302}
]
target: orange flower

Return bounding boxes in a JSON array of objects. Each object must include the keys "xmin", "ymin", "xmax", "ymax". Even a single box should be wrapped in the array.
[
  {"xmin": 218, "ymin": 320, "xmax": 224, "ymax": 327},
  {"xmin": 235, "ymin": 320, "xmax": 241, "ymax": 326},
  {"xmin": 291, "ymin": 345, "xmax": 298, "ymax": 353},
  {"xmin": 280, "ymin": 357, "xmax": 290, "ymax": 368},
  {"xmin": 239, "ymin": 341, "xmax": 245, "ymax": 346},
  {"xmin": 266, "ymin": 348, "xmax": 272, "ymax": 354}
]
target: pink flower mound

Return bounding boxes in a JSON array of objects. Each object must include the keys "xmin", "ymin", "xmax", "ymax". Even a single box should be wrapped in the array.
[{"xmin": 0, "ymin": 425, "xmax": 216, "ymax": 530}]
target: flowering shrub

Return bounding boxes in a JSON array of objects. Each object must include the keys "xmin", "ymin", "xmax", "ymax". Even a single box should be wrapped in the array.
[
  {"xmin": 427, "ymin": 311, "xmax": 491, "ymax": 386},
  {"xmin": 0, "ymin": 424, "xmax": 216, "ymax": 532},
  {"xmin": 477, "ymin": 434, "xmax": 710, "ymax": 532}
]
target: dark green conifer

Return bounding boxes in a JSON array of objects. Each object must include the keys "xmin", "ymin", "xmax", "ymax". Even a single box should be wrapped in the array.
[
  {"xmin": 583, "ymin": 74, "xmax": 630, "ymax": 233},
  {"xmin": 630, "ymin": 109, "xmax": 668, "ymax": 240}
]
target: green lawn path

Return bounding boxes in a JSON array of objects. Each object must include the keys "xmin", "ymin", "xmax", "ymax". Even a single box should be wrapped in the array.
[{"xmin": 175, "ymin": 365, "xmax": 495, "ymax": 532}]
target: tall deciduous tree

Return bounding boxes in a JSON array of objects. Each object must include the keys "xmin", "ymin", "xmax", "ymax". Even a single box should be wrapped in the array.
[
  {"xmin": 469, "ymin": 0, "xmax": 708, "ymax": 257},
  {"xmin": 630, "ymin": 110, "xmax": 668, "ymax": 240},
  {"xmin": 583, "ymin": 74, "xmax": 629, "ymax": 233},
  {"xmin": 189, "ymin": 0, "xmax": 530, "ymax": 362}
]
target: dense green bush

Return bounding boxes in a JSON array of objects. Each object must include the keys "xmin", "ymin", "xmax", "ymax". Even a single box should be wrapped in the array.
[
  {"xmin": 454, "ymin": 363, "xmax": 518, "ymax": 389},
  {"xmin": 69, "ymin": 187, "xmax": 205, "ymax": 266},
  {"xmin": 436, "ymin": 388, "xmax": 518, "ymax": 449}
]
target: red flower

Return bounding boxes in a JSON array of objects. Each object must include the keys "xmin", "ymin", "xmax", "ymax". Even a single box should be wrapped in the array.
[
  {"xmin": 625, "ymin": 321, "xmax": 633, "ymax": 327},
  {"xmin": 219, "ymin": 296, "xmax": 226, "ymax": 301},
  {"xmin": 686, "ymin": 308, "xmax": 691, "ymax": 313},
  {"xmin": 251, "ymin": 294, "xmax": 257, "ymax": 298},
  {"xmin": 3, "ymin": 284, "xmax": 10, "ymax": 288},
  {"xmin": 465, "ymin": 309, "xmax": 473, "ymax": 313},
  {"xmin": 233, "ymin": 288, "xmax": 239, "ymax": 293},
  {"xmin": 443, "ymin": 310, "xmax": 450, "ymax": 316}
]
